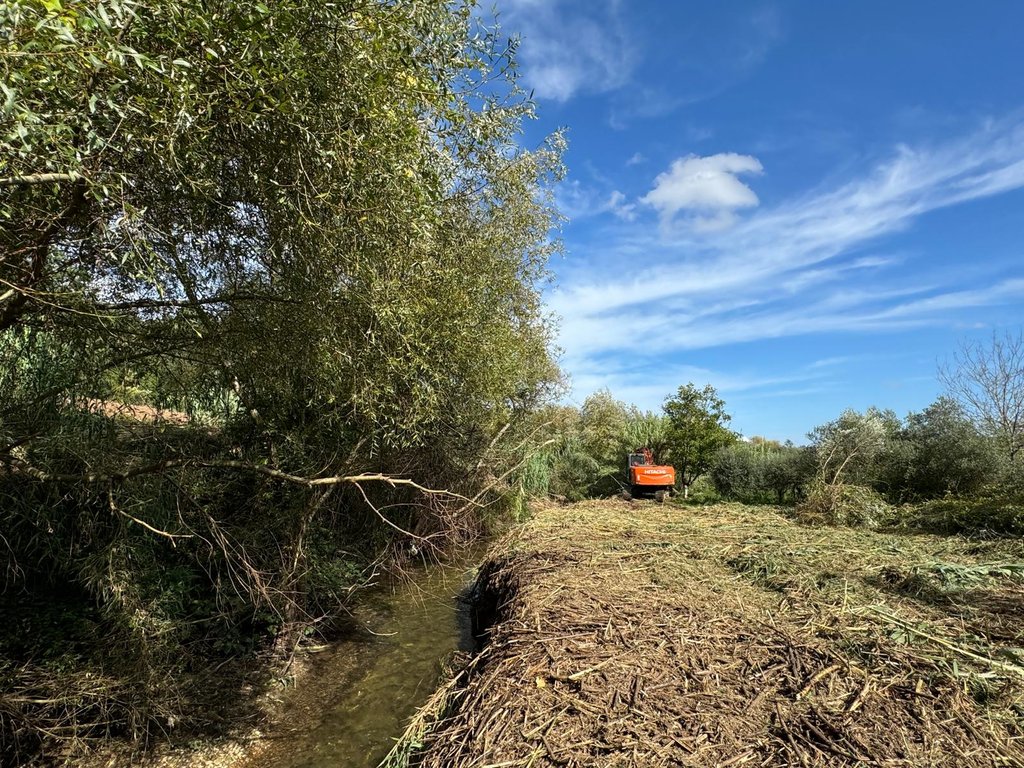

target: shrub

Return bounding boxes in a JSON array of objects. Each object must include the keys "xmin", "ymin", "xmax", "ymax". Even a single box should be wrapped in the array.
[
  {"xmin": 710, "ymin": 446, "xmax": 763, "ymax": 500},
  {"xmin": 897, "ymin": 495, "xmax": 1024, "ymax": 537},
  {"xmin": 795, "ymin": 483, "xmax": 894, "ymax": 528},
  {"xmin": 548, "ymin": 446, "xmax": 602, "ymax": 502},
  {"xmin": 876, "ymin": 398, "xmax": 999, "ymax": 502},
  {"xmin": 762, "ymin": 448, "xmax": 816, "ymax": 503},
  {"xmin": 711, "ymin": 444, "xmax": 814, "ymax": 503}
]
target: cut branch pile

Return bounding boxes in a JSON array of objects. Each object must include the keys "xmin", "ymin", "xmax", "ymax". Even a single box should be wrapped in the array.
[{"xmin": 405, "ymin": 500, "xmax": 1024, "ymax": 767}]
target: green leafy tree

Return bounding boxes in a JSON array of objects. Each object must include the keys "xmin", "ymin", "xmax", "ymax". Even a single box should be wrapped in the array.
[
  {"xmin": 0, "ymin": 0, "xmax": 564, "ymax": 758},
  {"xmin": 710, "ymin": 444, "xmax": 763, "ymax": 500},
  {"xmin": 808, "ymin": 407, "xmax": 900, "ymax": 486},
  {"xmin": 624, "ymin": 411, "xmax": 672, "ymax": 464},
  {"xmin": 663, "ymin": 383, "xmax": 735, "ymax": 497},
  {"xmin": 762, "ymin": 447, "xmax": 816, "ymax": 503},
  {"xmin": 710, "ymin": 442, "xmax": 814, "ymax": 503},
  {"xmin": 877, "ymin": 398, "xmax": 998, "ymax": 501}
]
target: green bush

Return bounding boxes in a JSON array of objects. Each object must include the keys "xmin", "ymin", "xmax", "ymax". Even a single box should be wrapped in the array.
[
  {"xmin": 677, "ymin": 475, "xmax": 721, "ymax": 504},
  {"xmin": 876, "ymin": 398, "xmax": 999, "ymax": 502},
  {"xmin": 710, "ymin": 444, "xmax": 813, "ymax": 503},
  {"xmin": 549, "ymin": 449, "xmax": 603, "ymax": 501},
  {"xmin": 710, "ymin": 446, "xmax": 764, "ymax": 501},
  {"xmin": 795, "ymin": 483, "xmax": 894, "ymax": 528},
  {"xmin": 762, "ymin": 449, "xmax": 816, "ymax": 503},
  {"xmin": 897, "ymin": 495, "xmax": 1024, "ymax": 536}
]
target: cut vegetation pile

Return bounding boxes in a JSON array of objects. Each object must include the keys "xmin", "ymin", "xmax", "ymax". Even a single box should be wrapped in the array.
[{"xmin": 399, "ymin": 500, "xmax": 1024, "ymax": 767}]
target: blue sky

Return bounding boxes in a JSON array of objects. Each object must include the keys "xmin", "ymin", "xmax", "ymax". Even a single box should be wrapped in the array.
[{"xmin": 498, "ymin": 0, "xmax": 1024, "ymax": 443}]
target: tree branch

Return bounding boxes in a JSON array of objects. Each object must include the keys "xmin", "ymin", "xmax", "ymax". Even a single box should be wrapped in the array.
[
  {"xmin": 0, "ymin": 172, "xmax": 83, "ymax": 187},
  {"xmin": 2, "ymin": 456, "xmax": 473, "ymax": 504}
]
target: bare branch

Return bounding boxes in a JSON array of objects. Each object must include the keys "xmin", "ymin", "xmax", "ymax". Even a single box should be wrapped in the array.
[
  {"xmin": 108, "ymin": 489, "xmax": 192, "ymax": 544},
  {"xmin": 2, "ymin": 456, "xmax": 474, "ymax": 505},
  {"xmin": 940, "ymin": 330, "xmax": 1024, "ymax": 462}
]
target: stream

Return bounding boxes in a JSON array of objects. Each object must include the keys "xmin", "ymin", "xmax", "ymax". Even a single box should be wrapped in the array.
[{"xmin": 239, "ymin": 552, "xmax": 482, "ymax": 768}]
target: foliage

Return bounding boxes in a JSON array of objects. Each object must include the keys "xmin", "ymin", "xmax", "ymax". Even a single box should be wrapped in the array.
[
  {"xmin": 623, "ymin": 411, "xmax": 672, "ymax": 465},
  {"xmin": 577, "ymin": 390, "xmax": 634, "ymax": 494},
  {"xmin": 897, "ymin": 495, "xmax": 1024, "ymax": 537},
  {"xmin": 0, "ymin": 0, "xmax": 563, "ymax": 761},
  {"xmin": 876, "ymin": 398, "xmax": 999, "ymax": 501},
  {"xmin": 808, "ymin": 407, "xmax": 900, "ymax": 487},
  {"xmin": 519, "ymin": 396, "xmax": 676, "ymax": 501},
  {"xmin": 795, "ymin": 482, "xmax": 894, "ymax": 529},
  {"xmin": 711, "ymin": 442, "xmax": 814, "ymax": 503},
  {"xmin": 762, "ymin": 447, "xmax": 816, "ymax": 503},
  {"xmin": 663, "ymin": 383, "xmax": 735, "ymax": 494},
  {"xmin": 709, "ymin": 444, "xmax": 764, "ymax": 501},
  {"xmin": 523, "ymin": 384, "xmax": 734, "ymax": 502}
]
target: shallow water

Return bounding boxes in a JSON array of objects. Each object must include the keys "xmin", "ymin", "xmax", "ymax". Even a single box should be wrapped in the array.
[{"xmin": 245, "ymin": 554, "xmax": 480, "ymax": 768}]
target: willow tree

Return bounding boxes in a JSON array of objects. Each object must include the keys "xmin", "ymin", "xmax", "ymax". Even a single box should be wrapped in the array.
[{"xmin": 1, "ymin": 0, "xmax": 562, "ymax": 757}]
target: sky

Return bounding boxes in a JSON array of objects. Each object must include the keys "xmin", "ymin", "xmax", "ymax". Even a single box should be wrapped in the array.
[{"xmin": 496, "ymin": 0, "xmax": 1024, "ymax": 443}]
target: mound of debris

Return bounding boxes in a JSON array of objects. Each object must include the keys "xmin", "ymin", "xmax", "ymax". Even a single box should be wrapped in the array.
[{"xmin": 401, "ymin": 500, "xmax": 1024, "ymax": 767}]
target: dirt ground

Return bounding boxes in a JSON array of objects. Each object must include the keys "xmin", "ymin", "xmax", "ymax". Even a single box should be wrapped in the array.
[{"xmin": 405, "ymin": 499, "xmax": 1024, "ymax": 767}]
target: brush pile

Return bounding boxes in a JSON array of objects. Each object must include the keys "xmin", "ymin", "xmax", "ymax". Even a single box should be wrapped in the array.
[{"xmin": 403, "ymin": 500, "xmax": 1024, "ymax": 767}]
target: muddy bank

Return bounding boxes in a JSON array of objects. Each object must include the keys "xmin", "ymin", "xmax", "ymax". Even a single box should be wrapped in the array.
[{"xmin": 404, "ymin": 500, "xmax": 1024, "ymax": 767}]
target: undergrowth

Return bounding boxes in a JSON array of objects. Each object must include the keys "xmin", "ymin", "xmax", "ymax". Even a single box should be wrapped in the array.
[
  {"xmin": 795, "ymin": 482, "xmax": 894, "ymax": 528},
  {"xmin": 897, "ymin": 494, "xmax": 1024, "ymax": 537}
]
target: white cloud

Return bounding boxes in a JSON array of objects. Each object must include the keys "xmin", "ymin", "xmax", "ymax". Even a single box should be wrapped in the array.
[
  {"xmin": 566, "ymin": 357, "xmax": 842, "ymax": 413},
  {"xmin": 550, "ymin": 119, "xmax": 1024, "ymax": 405},
  {"xmin": 640, "ymin": 153, "xmax": 763, "ymax": 230},
  {"xmin": 606, "ymin": 190, "xmax": 637, "ymax": 221},
  {"xmin": 626, "ymin": 152, "xmax": 646, "ymax": 166},
  {"xmin": 557, "ymin": 181, "xmax": 636, "ymax": 222},
  {"xmin": 501, "ymin": 0, "xmax": 634, "ymax": 102}
]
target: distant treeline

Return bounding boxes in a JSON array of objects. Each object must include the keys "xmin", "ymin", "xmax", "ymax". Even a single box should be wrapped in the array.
[{"xmin": 527, "ymin": 331, "xmax": 1024, "ymax": 537}]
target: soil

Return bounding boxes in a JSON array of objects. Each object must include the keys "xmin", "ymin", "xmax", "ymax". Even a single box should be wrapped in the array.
[{"xmin": 407, "ymin": 499, "xmax": 1024, "ymax": 767}]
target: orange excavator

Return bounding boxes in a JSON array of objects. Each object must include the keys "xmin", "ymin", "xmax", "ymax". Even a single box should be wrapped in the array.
[{"xmin": 622, "ymin": 447, "xmax": 676, "ymax": 503}]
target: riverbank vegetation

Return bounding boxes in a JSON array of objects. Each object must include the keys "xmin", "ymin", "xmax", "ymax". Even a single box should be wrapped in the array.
[
  {"xmin": 4, "ymin": 0, "xmax": 1024, "ymax": 764},
  {"xmin": 1, "ymin": 0, "xmax": 562, "ymax": 762},
  {"xmin": 522, "ymin": 384, "xmax": 735, "ymax": 501}
]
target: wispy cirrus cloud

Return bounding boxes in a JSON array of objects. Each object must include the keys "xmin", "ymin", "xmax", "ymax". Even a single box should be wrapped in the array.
[
  {"xmin": 551, "ymin": 118, "xmax": 1024, "ymax": 406},
  {"xmin": 501, "ymin": 0, "xmax": 634, "ymax": 102},
  {"xmin": 556, "ymin": 181, "xmax": 637, "ymax": 222},
  {"xmin": 567, "ymin": 356, "xmax": 847, "ymax": 416}
]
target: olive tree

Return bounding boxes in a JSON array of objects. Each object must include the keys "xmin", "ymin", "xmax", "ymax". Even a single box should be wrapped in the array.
[
  {"xmin": 875, "ymin": 398, "xmax": 998, "ymax": 500},
  {"xmin": 808, "ymin": 407, "xmax": 900, "ymax": 486}
]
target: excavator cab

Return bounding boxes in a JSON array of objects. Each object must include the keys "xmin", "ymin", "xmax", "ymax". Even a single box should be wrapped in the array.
[
  {"xmin": 623, "ymin": 447, "xmax": 675, "ymax": 503},
  {"xmin": 628, "ymin": 450, "xmax": 651, "ymax": 467}
]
